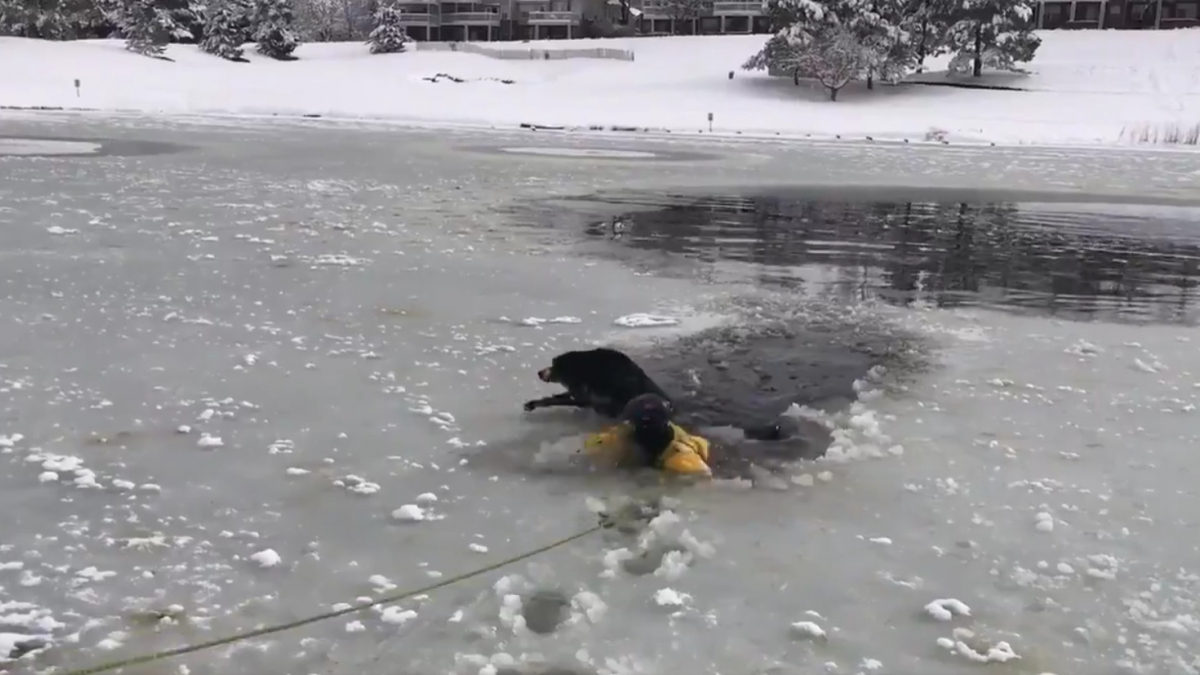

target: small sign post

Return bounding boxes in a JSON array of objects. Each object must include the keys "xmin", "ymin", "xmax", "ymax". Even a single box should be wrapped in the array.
[
  {"xmin": 707, "ymin": 112, "xmax": 713, "ymax": 132},
  {"xmin": 74, "ymin": 78, "xmax": 80, "ymax": 98}
]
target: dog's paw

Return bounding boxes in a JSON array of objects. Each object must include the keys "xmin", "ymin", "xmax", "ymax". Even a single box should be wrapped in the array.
[{"xmin": 522, "ymin": 401, "xmax": 538, "ymax": 412}]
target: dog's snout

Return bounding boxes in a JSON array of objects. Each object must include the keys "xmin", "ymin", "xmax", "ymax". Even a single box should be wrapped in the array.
[{"xmin": 537, "ymin": 367, "xmax": 552, "ymax": 382}]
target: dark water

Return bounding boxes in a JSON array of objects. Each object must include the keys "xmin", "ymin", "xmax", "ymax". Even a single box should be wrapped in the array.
[{"xmin": 562, "ymin": 193, "xmax": 1200, "ymax": 325}]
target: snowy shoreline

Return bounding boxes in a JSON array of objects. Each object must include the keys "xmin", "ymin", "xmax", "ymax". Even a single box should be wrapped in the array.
[{"xmin": 2, "ymin": 30, "xmax": 1199, "ymax": 149}]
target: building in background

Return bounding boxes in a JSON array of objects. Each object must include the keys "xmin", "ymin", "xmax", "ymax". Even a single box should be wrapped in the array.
[
  {"xmin": 393, "ymin": 0, "xmax": 1198, "ymax": 42},
  {"xmin": 1033, "ymin": 0, "xmax": 1196, "ymax": 29},
  {"xmin": 392, "ymin": 0, "xmax": 773, "ymax": 41}
]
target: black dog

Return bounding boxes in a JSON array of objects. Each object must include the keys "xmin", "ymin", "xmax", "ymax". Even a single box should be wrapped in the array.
[
  {"xmin": 524, "ymin": 347, "xmax": 794, "ymax": 442},
  {"xmin": 523, "ymin": 347, "xmax": 672, "ymax": 419}
]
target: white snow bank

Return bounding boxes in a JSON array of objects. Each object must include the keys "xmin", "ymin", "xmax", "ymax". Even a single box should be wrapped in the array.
[{"xmin": 1, "ymin": 30, "xmax": 1197, "ymax": 147}]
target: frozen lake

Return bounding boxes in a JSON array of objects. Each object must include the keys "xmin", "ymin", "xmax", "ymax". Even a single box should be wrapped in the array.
[{"xmin": 2, "ymin": 114, "xmax": 1200, "ymax": 675}]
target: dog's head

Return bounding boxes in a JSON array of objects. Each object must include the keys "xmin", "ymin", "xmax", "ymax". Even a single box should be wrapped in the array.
[{"xmin": 536, "ymin": 351, "xmax": 590, "ymax": 385}]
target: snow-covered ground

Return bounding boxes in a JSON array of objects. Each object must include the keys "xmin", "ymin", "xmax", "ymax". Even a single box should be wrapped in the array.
[
  {"xmin": 1, "ymin": 28, "xmax": 1199, "ymax": 147},
  {"xmin": 2, "ymin": 115, "xmax": 1199, "ymax": 675}
]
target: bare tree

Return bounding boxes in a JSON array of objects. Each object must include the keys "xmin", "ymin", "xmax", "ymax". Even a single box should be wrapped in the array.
[
  {"xmin": 661, "ymin": 0, "xmax": 703, "ymax": 33},
  {"xmin": 292, "ymin": 0, "xmax": 372, "ymax": 40},
  {"xmin": 797, "ymin": 27, "xmax": 869, "ymax": 101},
  {"xmin": 295, "ymin": 0, "xmax": 340, "ymax": 39}
]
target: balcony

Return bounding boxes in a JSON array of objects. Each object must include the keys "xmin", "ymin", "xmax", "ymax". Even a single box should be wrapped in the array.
[
  {"xmin": 398, "ymin": 12, "xmax": 441, "ymax": 26},
  {"xmin": 639, "ymin": 2, "xmax": 671, "ymax": 17},
  {"xmin": 442, "ymin": 10, "xmax": 501, "ymax": 24},
  {"xmin": 712, "ymin": 1, "xmax": 763, "ymax": 14},
  {"xmin": 525, "ymin": 10, "xmax": 581, "ymax": 22}
]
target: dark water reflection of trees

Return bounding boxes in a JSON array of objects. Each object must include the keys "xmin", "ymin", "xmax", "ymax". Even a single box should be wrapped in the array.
[{"xmin": 590, "ymin": 197, "xmax": 1200, "ymax": 325}]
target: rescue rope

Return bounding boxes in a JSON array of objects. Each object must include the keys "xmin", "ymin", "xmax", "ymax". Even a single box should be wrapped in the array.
[{"xmin": 58, "ymin": 523, "xmax": 604, "ymax": 675}]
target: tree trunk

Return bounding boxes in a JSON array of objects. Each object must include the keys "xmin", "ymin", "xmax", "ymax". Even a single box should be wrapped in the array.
[
  {"xmin": 341, "ymin": 0, "xmax": 355, "ymax": 40},
  {"xmin": 972, "ymin": 24, "xmax": 982, "ymax": 77},
  {"xmin": 829, "ymin": 86, "xmax": 838, "ymax": 101},
  {"xmin": 916, "ymin": 21, "xmax": 927, "ymax": 72},
  {"xmin": 793, "ymin": 68, "xmax": 800, "ymax": 86},
  {"xmin": 867, "ymin": 72, "xmax": 874, "ymax": 90}
]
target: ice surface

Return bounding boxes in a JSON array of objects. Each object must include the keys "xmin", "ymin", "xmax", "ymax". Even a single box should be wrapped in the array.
[
  {"xmin": 1, "ymin": 29, "xmax": 1199, "ymax": 147},
  {"xmin": 0, "ymin": 115, "xmax": 1198, "ymax": 675},
  {"xmin": 0, "ymin": 138, "xmax": 101, "ymax": 155}
]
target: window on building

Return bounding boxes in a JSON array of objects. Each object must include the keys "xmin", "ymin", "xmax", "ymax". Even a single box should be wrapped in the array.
[
  {"xmin": 1073, "ymin": 1, "xmax": 1101, "ymax": 20},
  {"xmin": 1165, "ymin": 1, "xmax": 1199, "ymax": 18}
]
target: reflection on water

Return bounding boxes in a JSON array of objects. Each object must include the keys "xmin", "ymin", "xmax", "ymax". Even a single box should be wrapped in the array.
[{"xmin": 579, "ymin": 194, "xmax": 1200, "ymax": 325}]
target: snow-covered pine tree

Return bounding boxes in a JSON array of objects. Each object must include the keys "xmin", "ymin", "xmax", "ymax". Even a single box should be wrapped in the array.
[
  {"xmin": 161, "ymin": 0, "xmax": 204, "ymax": 42},
  {"xmin": 119, "ymin": 0, "xmax": 181, "ymax": 58},
  {"xmin": 902, "ymin": 0, "xmax": 955, "ymax": 72},
  {"xmin": 1, "ymin": 0, "xmax": 114, "ymax": 39},
  {"xmin": 942, "ymin": 0, "xmax": 1040, "ymax": 77},
  {"xmin": 249, "ymin": 0, "xmax": 300, "ymax": 59},
  {"xmin": 201, "ymin": 0, "xmax": 250, "ymax": 60},
  {"xmin": 366, "ymin": 2, "xmax": 407, "ymax": 54}
]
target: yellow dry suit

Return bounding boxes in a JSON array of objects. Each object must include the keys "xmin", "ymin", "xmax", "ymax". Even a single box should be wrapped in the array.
[{"xmin": 583, "ymin": 421, "xmax": 712, "ymax": 477}]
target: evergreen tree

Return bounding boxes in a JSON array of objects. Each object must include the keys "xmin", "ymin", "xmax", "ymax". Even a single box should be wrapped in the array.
[
  {"xmin": 249, "ymin": 0, "xmax": 300, "ymax": 59},
  {"xmin": 366, "ymin": 3, "xmax": 407, "ymax": 54},
  {"xmin": 902, "ymin": 0, "xmax": 956, "ymax": 71},
  {"xmin": 118, "ymin": 0, "xmax": 180, "ymax": 58},
  {"xmin": 161, "ymin": 0, "xmax": 204, "ymax": 42},
  {"xmin": 201, "ymin": 0, "xmax": 250, "ymax": 60},
  {"xmin": 0, "ymin": 0, "xmax": 116, "ymax": 39},
  {"xmin": 942, "ymin": 0, "xmax": 1040, "ymax": 77}
]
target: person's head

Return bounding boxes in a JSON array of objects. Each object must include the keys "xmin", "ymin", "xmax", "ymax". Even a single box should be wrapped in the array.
[{"xmin": 621, "ymin": 394, "xmax": 675, "ymax": 466}]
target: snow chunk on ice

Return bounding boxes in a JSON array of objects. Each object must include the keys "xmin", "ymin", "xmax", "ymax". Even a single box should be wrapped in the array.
[
  {"xmin": 570, "ymin": 590, "xmax": 607, "ymax": 623},
  {"xmin": 613, "ymin": 313, "xmax": 679, "ymax": 328},
  {"xmin": 250, "ymin": 549, "xmax": 282, "ymax": 568},
  {"xmin": 652, "ymin": 588, "xmax": 690, "ymax": 607},
  {"xmin": 392, "ymin": 504, "xmax": 426, "ymax": 522},
  {"xmin": 380, "ymin": 607, "xmax": 418, "ymax": 625},
  {"xmin": 512, "ymin": 316, "xmax": 582, "ymax": 327},
  {"xmin": 336, "ymin": 475, "xmax": 381, "ymax": 495},
  {"xmin": 1034, "ymin": 511, "xmax": 1055, "ymax": 532},
  {"xmin": 0, "ymin": 433, "xmax": 25, "ymax": 448},
  {"xmin": 938, "ymin": 628, "xmax": 1021, "ymax": 663},
  {"xmin": 197, "ymin": 433, "xmax": 224, "ymax": 449},
  {"xmin": 791, "ymin": 473, "xmax": 815, "ymax": 487},
  {"xmin": 653, "ymin": 549, "xmax": 692, "ymax": 581},
  {"xmin": 790, "ymin": 620, "xmax": 827, "ymax": 639},
  {"xmin": 925, "ymin": 598, "xmax": 971, "ymax": 621}
]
